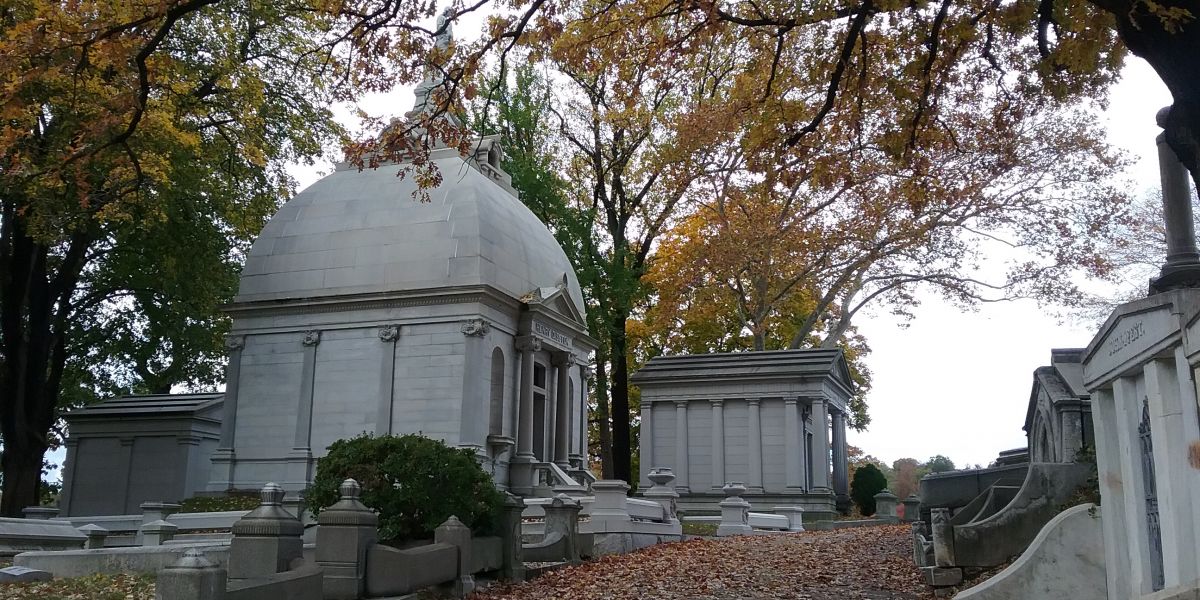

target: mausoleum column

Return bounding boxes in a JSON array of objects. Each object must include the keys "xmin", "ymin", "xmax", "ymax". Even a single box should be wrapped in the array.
[
  {"xmin": 376, "ymin": 325, "xmax": 400, "ymax": 436},
  {"xmin": 748, "ymin": 399, "xmax": 763, "ymax": 493},
  {"xmin": 1150, "ymin": 106, "xmax": 1200, "ymax": 293},
  {"xmin": 510, "ymin": 336, "xmax": 540, "ymax": 494},
  {"xmin": 514, "ymin": 336, "xmax": 540, "ymax": 458},
  {"xmin": 674, "ymin": 400, "xmax": 690, "ymax": 493},
  {"xmin": 810, "ymin": 398, "xmax": 831, "ymax": 491},
  {"xmin": 784, "ymin": 397, "xmax": 803, "ymax": 491},
  {"xmin": 711, "ymin": 399, "xmax": 725, "ymax": 491},
  {"xmin": 553, "ymin": 353, "xmax": 572, "ymax": 468},
  {"xmin": 832, "ymin": 409, "xmax": 849, "ymax": 502},
  {"xmin": 640, "ymin": 400, "xmax": 654, "ymax": 486}
]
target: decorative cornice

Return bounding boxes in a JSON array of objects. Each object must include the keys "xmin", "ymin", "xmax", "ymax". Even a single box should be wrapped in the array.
[
  {"xmin": 378, "ymin": 324, "xmax": 400, "ymax": 342},
  {"xmin": 460, "ymin": 319, "xmax": 491, "ymax": 337},
  {"xmin": 223, "ymin": 285, "xmax": 520, "ymax": 318},
  {"xmin": 302, "ymin": 330, "xmax": 321, "ymax": 346},
  {"xmin": 224, "ymin": 335, "xmax": 245, "ymax": 351}
]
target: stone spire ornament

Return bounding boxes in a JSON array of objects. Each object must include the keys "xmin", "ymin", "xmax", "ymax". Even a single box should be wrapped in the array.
[
  {"xmin": 1150, "ymin": 105, "xmax": 1200, "ymax": 294},
  {"xmin": 409, "ymin": 6, "xmax": 461, "ymax": 127}
]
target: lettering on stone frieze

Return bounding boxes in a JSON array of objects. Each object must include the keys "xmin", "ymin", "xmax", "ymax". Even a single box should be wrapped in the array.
[
  {"xmin": 1106, "ymin": 321, "xmax": 1145, "ymax": 357},
  {"xmin": 532, "ymin": 320, "xmax": 572, "ymax": 348}
]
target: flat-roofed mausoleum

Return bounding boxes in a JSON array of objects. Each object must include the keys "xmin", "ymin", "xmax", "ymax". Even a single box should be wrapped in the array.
[{"xmin": 631, "ymin": 349, "xmax": 854, "ymax": 518}]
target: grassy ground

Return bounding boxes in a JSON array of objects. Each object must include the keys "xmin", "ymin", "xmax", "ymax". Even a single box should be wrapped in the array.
[
  {"xmin": 0, "ymin": 573, "xmax": 155, "ymax": 600},
  {"xmin": 681, "ymin": 521, "xmax": 718, "ymax": 536}
]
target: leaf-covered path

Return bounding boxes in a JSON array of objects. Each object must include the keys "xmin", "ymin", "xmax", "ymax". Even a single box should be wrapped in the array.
[{"xmin": 474, "ymin": 524, "xmax": 933, "ymax": 600}]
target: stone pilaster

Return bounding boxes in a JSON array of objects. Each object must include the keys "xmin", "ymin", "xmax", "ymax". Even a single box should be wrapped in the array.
[
  {"xmin": 710, "ymin": 399, "xmax": 725, "ymax": 491},
  {"xmin": 209, "ymin": 335, "xmax": 243, "ymax": 492},
  {"xmin": 674, "ymin": 400, "xmax": 690, "ymax": 493},
  {"xmin": 809, "ymin": 398, "xmax": 831, "ymax": 491},
  {"xmin": 832, "ymin": 409, "xmax": 850, "ymax": 508},
  {"xmin": 784, "ymin": 397, "xmax": 803, "ymax": 491},
  {"xmin": 747, "ymin": 399, "xmax": 763, "ymax": 493},
  {"xmin": 288, "ymin": 330, "xmax": 320, "ymax": 490},
  {"xmin": 640, "ymin": 400, "xmax": 654, "ymax": 487},
  {"xmin": 376, "ymin": 325, "xmax": 400, "ymax": 435}
]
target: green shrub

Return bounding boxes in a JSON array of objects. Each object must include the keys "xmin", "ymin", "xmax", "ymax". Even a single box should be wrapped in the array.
[
  {"xmin": 307, "ymin": 433, "xmax": 504, "ymax": 541},
  {"xmin": 850, "ymin": 463, "xmax": 888, "ymax": 516}
]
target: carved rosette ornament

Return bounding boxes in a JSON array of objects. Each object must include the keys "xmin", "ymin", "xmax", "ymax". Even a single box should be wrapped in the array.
[
  {"xmin": 460, "ymin": 319, "xmax": 490, "ymax": 337},
  {"xmin": 378, "ymin": 324, "xmax": 400, "ymax": 342},
  {"xmin": 302, "ymin": 330, "xmax": 321, "ymax": 346},
  {"xmin": 224, "ymin": 335, "xmax": 245, "ymax": 352}
]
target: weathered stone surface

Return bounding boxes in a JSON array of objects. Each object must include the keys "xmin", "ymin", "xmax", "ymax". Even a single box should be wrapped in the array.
[
  {"xmin": 0, "ymin": 516, "xmax": 86, "ymax": 554},
  {"xmin": 14, "ymin": 544, "xmax": 229, "ymax": 577},
  {"xmin": 954, "ymin": 504, "xmax": 1105, "ymax": 600},
  {"xmin": 0, "ymin": 565, "xmax": 52, "ymax": 583},
  {"xmin": 155, "ymin": 549, "xmax": 226, "ymax": 600},
  {"xmin": 922, "ymin": 566, "xmax": 964, "ymax": 587}
]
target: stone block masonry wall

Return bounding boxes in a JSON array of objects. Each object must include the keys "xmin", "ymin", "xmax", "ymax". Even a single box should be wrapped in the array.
[
  {"xmin": 390, "ymin": 321, "xmax": 468, "ymax": 443},
  {"xmin": 234, "ymin": 333, "xmax": 304, "ymax": 452}
]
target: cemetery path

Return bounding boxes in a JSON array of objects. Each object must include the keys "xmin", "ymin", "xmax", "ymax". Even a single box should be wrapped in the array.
[{"xmin": 473, "ymin": 524, "xmax": 933, "ymax": 600}]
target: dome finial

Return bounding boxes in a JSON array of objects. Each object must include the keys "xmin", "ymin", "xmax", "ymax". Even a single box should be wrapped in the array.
[{"xmin": 410, "ymin": 6, "xmax": 461, "ymax": 127}]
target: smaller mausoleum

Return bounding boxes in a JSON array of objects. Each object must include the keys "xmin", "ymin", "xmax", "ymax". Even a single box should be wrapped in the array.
[
  {"xmin": 631, "ymin": 349, "xmax": 854, "ymax": 517},
  {"xmin": 58, "ymin": 393, "xmax": 223, "ymax": 516},
  {"xmin": 1024, "ymin": 348, "xmax": 1093, "ymax": 464}
]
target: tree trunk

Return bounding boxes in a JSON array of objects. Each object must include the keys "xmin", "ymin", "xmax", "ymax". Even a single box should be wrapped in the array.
[
  {"xmin": 608, "ymin": 311, "xmax": 633, "ymax": 484},
  {"xmin": 0, "ymin": 441, "xmax": 45, "ymax": 515},
  {"xmin": 594, "ymin": 356, "xmax": 615, "ymax": 479}
]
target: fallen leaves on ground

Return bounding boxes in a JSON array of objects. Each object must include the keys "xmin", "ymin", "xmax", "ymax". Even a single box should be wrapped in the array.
[
  {"xmin": 475, "ymin": 524, "xmax": 932, "ymax": 600},
  {"xmin": 0, "ymin": 573, "xmax": 154, "ymax": 600}
]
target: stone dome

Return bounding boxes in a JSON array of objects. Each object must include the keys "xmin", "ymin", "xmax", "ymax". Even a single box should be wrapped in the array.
[{"xmin": 236, "ymin": 146, "xmax": 585, "ymax": 313}]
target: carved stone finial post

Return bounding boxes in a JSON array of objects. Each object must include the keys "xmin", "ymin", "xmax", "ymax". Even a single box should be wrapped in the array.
[
  {"xmin": 873, "ymin": 489, "xmax": 899, "ymax": 522},
  {"xmin": 435, "ymin": 515, "xmax": 477, "ymax": 596},
  {"xmin": 228, "ymin": 482, "xmax": 304, "ymax": 580},
  {"xmin": 1150, "ymin": 105, "xmax": 1200, "ymax": 293},
  {"xmin": 316, "ymin": 479, "xmax": 378, "ymax": 600},
  {"xmin": 643, "ymin": 468, "xmax": 680, "ymax": 524},
  {"xmin": 716, "ymin": 482, "xmax": 753, "ymax": 537},
  {"xmin": 156, "ymin": 548, "xmax": 226, "ymax": 600}
]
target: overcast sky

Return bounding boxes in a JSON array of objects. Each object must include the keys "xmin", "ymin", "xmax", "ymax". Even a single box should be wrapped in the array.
[{"xmin": 848, "ymin": 57, "xmax": 1172, "ymax": 468}]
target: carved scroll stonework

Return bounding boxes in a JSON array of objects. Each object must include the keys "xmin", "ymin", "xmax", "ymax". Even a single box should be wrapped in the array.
[
  {"xmin": 224, "ymin": 335, "xmax": 245, "ymax": 352},
  {"xmin": 302, "ymin": 330, "xmax": 321, "ymax": 346},
  {"xmin": 515, "ymin": 335, "xmax": 541, "ymax": 352},
  {"xmin": 460, "ymin": 319, "xmax": 490, "ymax": 337},
  {"xmin": 378, "ymin": 324, "xmax": 400, "ymax": 342}
]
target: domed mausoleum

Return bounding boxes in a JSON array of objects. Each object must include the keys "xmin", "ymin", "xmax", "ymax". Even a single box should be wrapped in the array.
[{"xmin": 207, "ymin": 139, "xmax": 597, "ymax": 496}]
